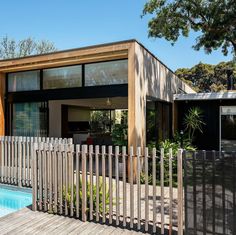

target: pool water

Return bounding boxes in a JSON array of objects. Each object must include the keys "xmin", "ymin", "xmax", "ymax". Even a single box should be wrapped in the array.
[{"xmin": 0, "ymin": 186, "xmax": 32, "ymax": 217}]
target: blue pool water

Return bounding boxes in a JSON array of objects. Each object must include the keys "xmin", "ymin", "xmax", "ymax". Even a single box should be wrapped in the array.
[{"xmin": 0, "ymin": 186, "xmax": 32, "ymax": 217}]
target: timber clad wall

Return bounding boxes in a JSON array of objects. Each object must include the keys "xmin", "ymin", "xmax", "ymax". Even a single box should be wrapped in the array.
[{"xmin": 135, "ymin": 42, "xmax": 194, "ymax": 102}]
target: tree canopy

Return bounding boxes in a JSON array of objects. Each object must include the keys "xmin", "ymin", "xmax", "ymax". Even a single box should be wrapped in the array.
[
  {"xmin": 176, "ymin": 61, "xmax": 236, "ymax": 92},
  {"xmin": 0, "ymin": 36, "xmax": 57, "ymax": 59},
  {"xmin": 143, "ymin": 0, "xmax": 236, "ymax": 57}
]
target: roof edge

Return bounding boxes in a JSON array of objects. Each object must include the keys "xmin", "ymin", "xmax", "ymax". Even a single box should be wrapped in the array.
[{"xmin": 0, "ymin": 39, "xmax": 136, "ymax": 63}]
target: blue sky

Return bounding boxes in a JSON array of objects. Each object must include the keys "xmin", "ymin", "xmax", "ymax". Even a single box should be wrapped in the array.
[{"xmin": 0, "ymin": 0, "xmax": 232, "ymax": 71}]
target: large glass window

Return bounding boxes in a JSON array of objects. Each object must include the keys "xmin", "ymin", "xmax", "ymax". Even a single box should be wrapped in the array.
[
  {"xmin": 12, "ymin": 102, "xmax": 48, "ymax": 137},
  {"xmin": 43, "ymin": 65, "xmax": 82, "ymax": 89},
  {"xmin": 8, "ymin": 70, "xmax": 40, "ymax": 92},
  {"xmin": 85, "ymin": 60, "xmax": 128, "ymax": 86}
]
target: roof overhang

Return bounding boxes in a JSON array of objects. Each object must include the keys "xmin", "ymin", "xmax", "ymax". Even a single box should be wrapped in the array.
[
  {"xmin": 174, "ymin": 91, "xmax": 236, "ymax": 101},
  {"xmin": 0, "ymin": 40, "xmax": 133, "ymax": 73}
]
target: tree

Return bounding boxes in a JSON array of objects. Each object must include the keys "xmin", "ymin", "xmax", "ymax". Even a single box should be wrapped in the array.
[
  {"xmin": 143, "ymin": 0, "xmax": 236, "ymax": 57},
  {"xmin": 0, "ymin": 36, "xmax": 57, "ymax": 59},
  {"xmin": 176, "ymin": 61, "xmax": 236, "ymax": 92}
]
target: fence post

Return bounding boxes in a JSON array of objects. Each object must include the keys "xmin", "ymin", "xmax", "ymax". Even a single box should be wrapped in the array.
[
  {"xmin": 81, "ymin": 145, "xmax": 87, "ymax": 222},
  {"xmin": 32, "ymin": 143, "xmax": 38, "ymax": 211},
  {"xmin": 177, "ymin": 149, "xmax": 184, "ymax": 235}
]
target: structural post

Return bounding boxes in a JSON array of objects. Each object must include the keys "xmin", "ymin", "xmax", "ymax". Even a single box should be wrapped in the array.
[
  {"xmin": 0, "ymin": 73, "xmax": 5, "ymax": 136},
  {"xmin": 127, "ymin": 42, "xmax": 146, "ymax": 182}
]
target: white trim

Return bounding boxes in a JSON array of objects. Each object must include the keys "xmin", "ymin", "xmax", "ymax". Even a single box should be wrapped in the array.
[{"xmin": 174, "ymin": 91, "xmax": 236, "ymax": 101}]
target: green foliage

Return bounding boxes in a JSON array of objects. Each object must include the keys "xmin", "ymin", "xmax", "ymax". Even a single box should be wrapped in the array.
[
  {"xmin": 111, "ymin": 110, "xmax": 128, "ymax": 146},
  {"xmin": 143, "ymin": 0, "xmax": 236, "ymax": 57},
  {"xmin": 176, "ymin": 61, "xmax": 236, "ymax": 92},
  {"xmin": 90, "ymin": 110, "xmax": 111, "ymax": 133},
  {"xmin": 141, "ymin": 133, "xmax": 195, "ymax": 187},
  {"xmin": 63, "ymin": 177, "xmax": 110, "ymax": 214},
  {"xmin": 183, "ymin": 107, "xmax": 205, "ymax": 142},
  {"xmin": 0, "ymin": 35, "xmax": 57, "ymax": 59}
]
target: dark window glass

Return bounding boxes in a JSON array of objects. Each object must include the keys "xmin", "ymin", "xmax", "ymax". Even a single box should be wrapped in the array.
[
  {"xmin": 85, "ymin": 60, "xmax": 128, "ymax": 86},
  {"xmin": 43, "ymin": 65, "xmax": 82, "ymax": 89},
  {"xmin": 8, "ymin": 70, "xmax": 40, "ymax": 92},
  {"xmin": 12, "ymin": 102, "xmax": 48, "ymax": 137}
]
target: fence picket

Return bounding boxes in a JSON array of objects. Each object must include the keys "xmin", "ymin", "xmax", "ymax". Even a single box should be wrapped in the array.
[
  {"xmin": 89, "ymin": 145, "xmax": 93, "ymax": 220},
  {"xmin": 177, "ymin": 149, "xmax": 183, "ymax": 235},
  {"xmin": 161, "ymin": 148, "xmax": 165, "ymax": 235},
  {"xmin": 169, "ymin": 148, "xmax": 173, "ymax": 235},
  {"xmin": 95, "ymin": 145, "xmax": 100, "ymax": 222},
  {"xmin": 102, "ymin": 145, "xmax": 106, "ymax": 223},
  {"xmin": 7, "ymin": 139, "xmax": 11, "ymax": 184},
  {"xmin": 129, "ymin": 146, "xmax": 134, "ymax": 229},
  {"xmin": 76, "ymin": 145, "xmax": 80, "ymax": 218},
  {"xmin": 38, "ymin": 142, "xmax": 43, "ymax": 211},
  {"xmin": 43, "ymin": 143, "xmax": 48, "ymax": 212},
  {"xmin": 59, "ymin": 144, "xmax": 63, "ymax": 215},
  {"xmin": 53, "ymin": 144, "xmax": 58, "ymax": 214},
  {"xmin": 152, "ymin": 148, "xmax": 157, "ymax": 234},
  {"xmin": 137, "ymin": 147, "xmax": 141, "ymax": 230},
  {"xmin": 115, "ymin": 146, "xmax": 120, "ymax": 226},
  {"xmin": 64, "ymin": 144, "xmax": 68, "ymax": 216},
  {"xmin": 145, "ymin": 147, "xmax": 149, "ymax": 232},
  {"xmin": 70, "ymin": 144, "xmax": 74, "ymax": 217},
  {"xmin": 49, "ymin": 144, "xmax": 53, "ymax": 212},
  {"xmin": 32, "ymin": 142, "xmax": 38, "ymax": 211},
  {"xmin": 108, "ymin": 145, "xmax": 113, "ymax": 224},
  {"xmin": 82, "ymin": 145, "xmax": 87, "ymax": 222},
  {"xmin": 122, "ymin": 146, "xmax": 127, "ymax": 227}
]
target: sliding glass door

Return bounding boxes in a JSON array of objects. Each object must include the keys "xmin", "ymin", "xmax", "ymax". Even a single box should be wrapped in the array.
[
  {"xmin": 12, "ymin": 102, "xmax": 48, "ymax": 137},
  {"xmin": 220, "ymin": 106, "xmax": 236, "ymax": 152}
]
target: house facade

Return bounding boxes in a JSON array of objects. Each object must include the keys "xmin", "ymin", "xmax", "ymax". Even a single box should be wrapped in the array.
[{"xmin": 0, "ymin": 40, "xmax": 194, "ymax": 149}]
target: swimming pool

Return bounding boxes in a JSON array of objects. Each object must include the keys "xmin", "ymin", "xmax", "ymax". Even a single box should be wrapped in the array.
[{"xmin": 0, "ymin": 185, "xmax": 32, "ymax": 217}]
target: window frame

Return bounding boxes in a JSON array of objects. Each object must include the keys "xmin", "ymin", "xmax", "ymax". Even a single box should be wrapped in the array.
[
  {"xmin": 6, "ymin": 58, "xmax": 128, "ymax": 93},
  {"xmin": 7, "ymin": 69, "xmax": 41, "ymax": 93}
]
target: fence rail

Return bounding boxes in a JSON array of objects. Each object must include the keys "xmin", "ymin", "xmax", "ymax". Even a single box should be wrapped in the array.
[
  {"xmin": 0, "ymin": 136, "xmax": 72, "ymax": 187},
  {"xmin": 32, "ymin": 143, "xmax": 184, "ymax": 234}
]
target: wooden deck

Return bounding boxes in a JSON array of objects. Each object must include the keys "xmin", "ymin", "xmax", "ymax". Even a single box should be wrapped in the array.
[
  {"xmin": 0, "ymin": 183, "xmax": 178, "ymax": 234},
  {"xmin": 0, "ymin": 207, "xmax": 147, "ymax": 235}
]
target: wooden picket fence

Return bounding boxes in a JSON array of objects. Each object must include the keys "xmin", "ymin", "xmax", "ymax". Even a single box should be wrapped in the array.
[
  {"xmin": 32, "ymin": 143, "xmax": 184, "ymax": 234},
  {"xmin": 0, "ymin": 136, "xmax": 73, "ymax": 187}
]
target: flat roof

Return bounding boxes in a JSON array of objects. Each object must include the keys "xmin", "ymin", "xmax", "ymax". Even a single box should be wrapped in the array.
[
  {"xmin": 0, "ymin": 39, "xmax": 176, "ymax": 74},
  {"xmin": 174, "ymin": 91, "xmax": 236, "ymax": 101}
]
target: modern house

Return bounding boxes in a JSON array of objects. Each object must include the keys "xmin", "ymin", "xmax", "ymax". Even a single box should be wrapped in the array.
[{"xmin": 0, "ymin": 39, "xmax": 195, "ymax": 150}]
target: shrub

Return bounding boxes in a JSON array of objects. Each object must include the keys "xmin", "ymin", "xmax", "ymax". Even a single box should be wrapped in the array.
[
  {"xmin": 63, "ymin": 176, "xmax": 110, "ymax": 214},
  {"xmin": 141, "ymin": 133, "xmax": 195, "ymax": 187}
]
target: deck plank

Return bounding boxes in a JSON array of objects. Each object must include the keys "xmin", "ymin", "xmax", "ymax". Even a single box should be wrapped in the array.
[{"xmin": 0, "ymin": 207, "xmax": 147, "ymax": 234}]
